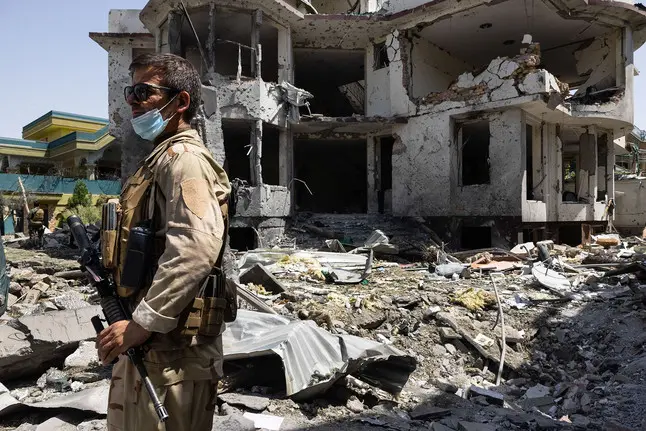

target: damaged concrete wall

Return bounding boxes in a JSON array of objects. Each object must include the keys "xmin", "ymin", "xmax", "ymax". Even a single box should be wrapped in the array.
[
  {"xmin": 615, "ymin": 179, "xmax": 646, "ymax": 229},
  {"xmin": 391, "ymin": 114, "xmax": 452, "ymax": 217},
  {"xmin": 108, "ymin": 9, "xmax": 146, "ymax": 33},
  {"xmin": 452, "ymin": 109, "xmax": 524, "ymax": 217},
  {"xmin": 366, "ymin": 43, "xmax": 392, "ymax": 117},
  {"xmin": 405, "ymin": 36, "xmax": 474, "ymax": 100},
  {"xmin": 574, "ymin": 32, "xmax": 618, "ymax": 94},
  {"xmin": 213, "ymin": 77, "xmax": 288, "ymax": 127},
  {"xmin": 392, "ymin": 109, "xmax": 523, "ymax": 218},
  {"xmin": 309, "ymin": 0, "xmax": 353, "ymax": 14}
]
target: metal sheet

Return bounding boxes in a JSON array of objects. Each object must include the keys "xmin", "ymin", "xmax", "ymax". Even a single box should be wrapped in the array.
[{"xmin": 223, "ymin": 310, "xmax": 416, "ymax": 400}]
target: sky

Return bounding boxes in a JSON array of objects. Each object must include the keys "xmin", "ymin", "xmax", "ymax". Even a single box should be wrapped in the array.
[{"xmin": 1, "ymin": 1, "xmax": 646, "ymax": 137}]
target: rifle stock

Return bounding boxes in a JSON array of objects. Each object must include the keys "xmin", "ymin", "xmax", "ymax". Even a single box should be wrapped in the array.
[{"xmin": 67, "ymin": 215, "xmax": 169, "ymax": 423}]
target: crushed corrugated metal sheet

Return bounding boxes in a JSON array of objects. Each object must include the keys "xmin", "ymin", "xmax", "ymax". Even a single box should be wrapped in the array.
[{"xmin": 222, "ymin": 310, "xmax": 417, "ymax": 400}]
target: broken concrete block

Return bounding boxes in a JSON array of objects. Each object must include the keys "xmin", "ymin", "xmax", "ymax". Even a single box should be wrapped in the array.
[
  {"xmin": 468, "ymin": 386, "xmax": 504, "ymax": 406},
  {"xmin": 218, "ymin": 392, "xmax": 270, "ymax": 412},
  {"xmin": 428, "ymin": 377, "xmax": 459, "ymax": 394},
  {"xmin": 491, "ymin": 80, "xmax": 519, "ymax": 101},
  {"xmin": 9, "ymin": 282, "xmax": 23, "ymax": 296},
  {"xmin": 76, "ymin": 419, "xmax": 107, "ymax": 431},
  {"xmin": 431, "ymin": 424, "xmax": 454, "ymax": 431},
  {"xmin": 211, "ymin": 414, "xmax": 256, "ymax": 431},
  {"xmin": 505, "ymin": 328, "xmax": 525, "ymax": 344},
  {"xmin": 438, "ymin": 327, "xmax": 461, "ymax": 341},
  {"xmin": 52, "ymin": 292, "xmax": 91, "ymax": 311},
  {"xmin": 498, "ymin": 59, "xmax": 520, "ymax": 78},
  {"xmin": 23, "ymin": 289, "xmax": 41, "ymax": 304},
  {"xmin": 239, "ymin": 264, "xmax": 286, "ymax": 294},
  {"xmin": 33, "ymin": 281, "xmax": 50, "ymax": 293},
  {"xmin": 409, "ymin": 404, "xmax": 451, "ymax": 420},
  {"xmin": 455, "ymin": 72, "xmax": 475, "ymax": 89},
  {"xmin": 64, "ymin": 341, "xmax": 99, "ymax": 369},
  {"xmin": 0, "ymin": 306, "xmax": 101, "ymax": 381},
  {"xmin": 35, "ymin": 416, "xmax": 77, "ymax": 431},
  {"xmin": 346, "ymin": 396, "xmax": 364, "ymax": 413}
]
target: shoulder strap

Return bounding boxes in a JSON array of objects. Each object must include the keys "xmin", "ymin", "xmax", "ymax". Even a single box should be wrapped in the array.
[{"xmin": 215, "ymin": 199, "xmax": 229, "ymax": 269}]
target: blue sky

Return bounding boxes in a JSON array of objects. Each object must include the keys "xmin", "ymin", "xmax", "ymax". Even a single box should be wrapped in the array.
[{"xmin": 0, "ymin": 1, "xmax": 645, "ymax": 137}]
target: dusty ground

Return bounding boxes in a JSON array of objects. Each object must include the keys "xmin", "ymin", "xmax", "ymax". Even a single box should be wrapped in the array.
[{"xmin": 2, "ymin": 231, "xmax": 646, "ymax": 430}]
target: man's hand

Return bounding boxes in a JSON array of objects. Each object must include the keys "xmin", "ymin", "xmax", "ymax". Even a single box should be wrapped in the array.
[{"xmin": 96, "ymin": 320, "xmax": 151, "ymax": 365}]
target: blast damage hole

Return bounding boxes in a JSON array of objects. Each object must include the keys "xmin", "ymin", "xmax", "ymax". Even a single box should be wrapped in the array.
[
  {"xmin": 461, "ymin": 226, "xmax": 492, "ymax": 250},
  {"xmin": 460, "ymin": 121, "xmax": 490, "ymax": 186},
  {"xmin": 229, "ymin": 227, "xmax": 256, "ymax": 251}
]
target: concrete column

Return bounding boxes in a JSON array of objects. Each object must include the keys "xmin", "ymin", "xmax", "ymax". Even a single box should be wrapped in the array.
[
  {"xmin": 107, "ymin": 43, "xmax": 154, "ymax": 181},
  {"xmin": 278, "ymin": 129, "xmax": 293, "ymax": 187},
  {"xmin": 277, "ymin": 25, "xmax": 293, "ymax": 84},
  {"xmin": 196, "ymin": 86, "xmax": 226, "ymax": 166},
  {"xmin": 367, "ymin": 137, "xmax": 378, "ymax": 214},
  {"xmin": 544, "ymin": 123, "xmax": 559, "ymax": 221},
  {"xmin": 250, "ymin": 120, "xmax": 263, "ymax": 185},
  {"xmin": 251, "ymin": 10, "xmax": 262, "ymax": 79},
  {"xmin": 207, "ymin": 2, "xmax": 217, "ymax": 72},
  {"xmin": 167, "ymin": 11, "xmax": 182, "ymax": 55},
  {"xmin": 623, "ymin": 27, "xmax": 635, "ymax": 125}
]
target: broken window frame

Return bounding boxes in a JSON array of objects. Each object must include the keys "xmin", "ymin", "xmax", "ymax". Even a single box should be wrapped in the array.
[
  {"xmin": 373, "ymin": 41, "xmax": 390, "ymax": 70},
  {"xmin": 456, "ymin": 119, "xmax": 491, "ymax": 187}
]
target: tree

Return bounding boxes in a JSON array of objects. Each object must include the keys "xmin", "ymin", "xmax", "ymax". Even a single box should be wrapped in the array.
[{"xmin": 67, "ymin": 181, "xmax": 92, "ymax": 208}]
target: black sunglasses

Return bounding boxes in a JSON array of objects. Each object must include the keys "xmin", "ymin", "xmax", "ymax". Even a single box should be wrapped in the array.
[{"xmin": 124, "ymin": 83, "xmax": 179, "ymax": 102}]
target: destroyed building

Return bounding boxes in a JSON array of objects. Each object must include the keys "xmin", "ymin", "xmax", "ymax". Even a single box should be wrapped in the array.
[{"xmin": 90, "ymin": 0, "xmax": 646, "ymax": 249}]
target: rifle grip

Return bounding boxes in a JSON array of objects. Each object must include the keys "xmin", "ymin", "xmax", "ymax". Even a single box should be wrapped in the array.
[
  {"xmin": 91, "ymin": 316, "xmax": 118, "ymax": 365},
  {"xmin": 91, "ymin": 316, "xmax": 105, "ymax": 334}
]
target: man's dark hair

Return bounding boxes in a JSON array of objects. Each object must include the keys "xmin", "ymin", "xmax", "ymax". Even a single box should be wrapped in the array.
[{"xmin": 129, "ymin": 53, "xmax": 201, "ymax": 122}]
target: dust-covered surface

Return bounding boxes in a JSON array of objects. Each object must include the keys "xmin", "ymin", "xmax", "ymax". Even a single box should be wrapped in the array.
[{"xmin": 2, "ymin": 229, "xmax": 646, "ymax": 430}]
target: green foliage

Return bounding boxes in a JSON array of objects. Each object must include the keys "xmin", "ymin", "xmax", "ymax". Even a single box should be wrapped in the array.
[
  {"xmin": 73, "ymin": 205, "xmax": 102, "ymax": 225},
  {"xmin": 96, "ymin": 194, "xmax": 109, "ymax": 206},
  {"xmin": 58, "ymin": 205, "xmax": 101, "ymax": 227},
  {"xmin": 68, "ymin": 181, "xmax": 92, "ymax": 208}
]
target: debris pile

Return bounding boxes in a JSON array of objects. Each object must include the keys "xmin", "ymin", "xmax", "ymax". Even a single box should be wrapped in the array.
[{"xmin": 2, "ymin": 226, "xmax": 646, "ymax": 430}]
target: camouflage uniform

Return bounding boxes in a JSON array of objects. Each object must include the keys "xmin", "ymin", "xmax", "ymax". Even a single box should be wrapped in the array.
[
  {"xmin": 28, "ymin": 207, "xmax": 45, "ymax": 248},
  {"xmin": 107, "ymin": 129, "xmax": 231, "ymax": 431}
]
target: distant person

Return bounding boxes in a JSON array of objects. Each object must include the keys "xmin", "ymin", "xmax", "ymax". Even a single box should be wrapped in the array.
[{"xmin": 27, "ymin": 201, "xmax": 45, "ymax": 248}]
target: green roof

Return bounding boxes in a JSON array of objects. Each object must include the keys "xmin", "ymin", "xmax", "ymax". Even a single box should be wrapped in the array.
[
  {"xmin": 22, "ymin": 111, "xmax": 109, "ymax": 132},
  {"xmin": 0, "ymin": 125, "xmax": 111, "ymax": 151}
]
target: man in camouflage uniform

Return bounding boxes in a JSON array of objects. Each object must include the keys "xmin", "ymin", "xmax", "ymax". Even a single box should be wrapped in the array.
[
  {"xmin": 96, "ymin": 53, "xmax": 230, "ymax": 431},
  {"xmin": 28, "ymin": 201, "xmax": 45, "ymax": 249}
]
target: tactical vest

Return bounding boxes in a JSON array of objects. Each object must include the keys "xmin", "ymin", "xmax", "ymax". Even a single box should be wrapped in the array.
[
  {"xmin": 102, "ymin": 135, "xmax": 232, "ymax": 340},
  {"xmin": 30, "ymin": 208, "xmax": 44, "ymax": 223}
]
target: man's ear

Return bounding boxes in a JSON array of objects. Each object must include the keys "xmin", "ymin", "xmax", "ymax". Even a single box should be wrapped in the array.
[{"xmin": 177, "ymin": 90, "xmax": 190, "ymax": 115}]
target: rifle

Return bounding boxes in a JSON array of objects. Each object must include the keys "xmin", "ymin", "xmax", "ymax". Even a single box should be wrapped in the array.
[{"xmin": 67, "ymin": 215, "xmax": 169, "ymax": 423}]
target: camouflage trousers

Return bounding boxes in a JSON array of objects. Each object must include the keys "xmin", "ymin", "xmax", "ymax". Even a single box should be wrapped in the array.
[{"xmin": 106, "ymin": 356, "xmax": 218, "ymax": 431}]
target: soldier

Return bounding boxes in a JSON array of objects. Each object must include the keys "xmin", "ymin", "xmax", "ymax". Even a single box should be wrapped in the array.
[
  {"xmin": 96, "ymin": 53, "xmax": 231, "ymax": 430},
  {"xmin": 28, "ymin": 201, "xmax": 45, "ymax": 248}
]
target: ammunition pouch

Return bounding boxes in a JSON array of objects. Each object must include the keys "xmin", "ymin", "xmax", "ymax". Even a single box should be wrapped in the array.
[
  {"xmin": 119, "ymin": 222, "xmax": 155, "ymax": 295},
  {"xmin": 101, "ymin": 202, "xmax": 120, "ymax": 270},
  {"xmin": 181, "ymin": 203, "xmax": 237, "ymax": 337},
  {"xmin": 181, "ymin": 266, "xmax": 237, "ymax": 337}
]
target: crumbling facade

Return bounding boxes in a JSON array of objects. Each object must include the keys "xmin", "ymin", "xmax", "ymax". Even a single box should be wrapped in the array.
[{"xmin": 91, "ymin": 0, "xmax": 646, "ymax": 249}]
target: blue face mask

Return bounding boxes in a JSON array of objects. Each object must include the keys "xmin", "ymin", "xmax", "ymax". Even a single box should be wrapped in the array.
[{"xmin": 131, "ymin": 96, "xmax": 178, "ymax": 141}]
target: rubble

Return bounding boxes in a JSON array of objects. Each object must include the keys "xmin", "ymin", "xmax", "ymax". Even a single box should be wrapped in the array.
[{"xmin": 3, "ymin": 227, "xmax": 646, "ymax": 430}]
